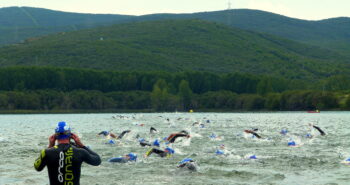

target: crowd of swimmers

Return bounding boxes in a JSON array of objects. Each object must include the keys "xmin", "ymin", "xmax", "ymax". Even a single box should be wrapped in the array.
[
  {"xmin": 35, "ymin": 116, "xmax": 337, "ymax": 185},
  {"xmin": 97, "ymin": 115, "xmax": 332, "ymax": 173}
]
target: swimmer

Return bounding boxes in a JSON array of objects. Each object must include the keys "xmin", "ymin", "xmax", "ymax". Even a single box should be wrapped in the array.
[
  {"xmin": 108, "ymin": 153, "xmax": 137, "ymax": 163},
  {"xmin": 139, "ymin": 138, "xmax": 152, "ymax": 147},
  {"xmin": 177, "ymin": 158, "xmax": 197, "ymax": 171},
  {"xmin": 309, "ymin": 123, "xmax": 326, "ymax": 136},
  {"xmin": 209, "ymin": 133, "xmax": 222, "ymax": 140},
  {"xmin": 244, "ymin": 129, "xmax": 262, "ymax": 139},
  {"xmin": 166, "ymin": 131, "xmax": 190, "ymax": 143},
  {"xmin": 215, "ymin": 144, "xmax": 226, "ymax": 155},
  {"xmin": 145, "ymin": 147, "xmax": 175, "ymax": 158},
  {"xmin": 150, "ymin": 127, "xmax": 158, "ymax": 134},
  {"xmin": 153, "ymin": 139, "xmax": 160, "ymax": 147},
  {"xmin": 117, "ymin": 130, "xmax": 131, "ymax": 139},
  {"xmin": 34, "ymin": 122, "xmax": 101, "ymax": 185},
  {"xmin": 280, "ymin": 129, "xmax": 288, "ymax": 135},
  {"xmin": 98, "ymin": 131, "xmax": 117, "ymax": 138},
  {"xmin": 192, "ymin": 122, "xmax": 199, "ymax": 126}
]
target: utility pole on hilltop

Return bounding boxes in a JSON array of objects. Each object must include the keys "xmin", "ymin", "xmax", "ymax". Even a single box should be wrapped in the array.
[{"xmin": 227, "ymin": 1, "xmax": 233, "ymax": 26}]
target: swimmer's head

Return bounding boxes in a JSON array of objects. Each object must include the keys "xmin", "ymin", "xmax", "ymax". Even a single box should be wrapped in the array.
[
  {"xmin": 249, "ymin": 155, "xmax": 257, "ymax": 159},
  {"xmin": 55, "ymin": 121, "xmax": 71, "ymax": 139},
  {"xmin": 215, "ymin": 149, "xmax": 224, "ymax": 155},
  {"xmin": 280, "ymin": 129, "xmax": 288, "ymax": 135},
  {"xmin": 127, "ymin": 153, "xmax": 137, "ymax": 161},
  {"xmin": 179, "ymin": 158, "xmax": 194, "ymax": 165},
  {"xmin": 107, "ymin": 139, "xmax": 115, "ymax": 144},
  {"xmin": 219, "ymin": 144, "xmax": 225, "ymax": 149},
  {"xmin": 165, "ymin": 147, "xmax": 175, "ymax": 154},
  {"xmin": 153, "ymin": 139, "xmax": 160, "ymax": 147},
  {"xmin": 288, "ymin": 141, "xmax": 296, "ymax": 146}
]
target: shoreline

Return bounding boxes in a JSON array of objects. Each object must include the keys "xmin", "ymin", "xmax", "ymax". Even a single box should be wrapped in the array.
[{"xmin": 0, "ymin": 109, "xmax": 347, "ymax": 114}]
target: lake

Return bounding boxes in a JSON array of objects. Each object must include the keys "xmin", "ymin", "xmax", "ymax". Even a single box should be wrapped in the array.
[{"xmin": 1, "ymin": 112, "xmax": 350, "ymax": 185}]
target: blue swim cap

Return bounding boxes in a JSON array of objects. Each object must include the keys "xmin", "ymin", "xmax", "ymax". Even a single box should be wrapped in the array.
[
  {"xmin": 280, "ymin": 129, "xmax": 288, "ymax": 135},
  {"xmin": 153, "ymin": 139, "xmax": 160, "ymax": 147},
  {"xmin": 107, "ymin": 139, "xmax": 116, "ymax": 144},
  {"xmin": 215, "ymin": 150, "xmax": 224, "ymax": 155},
  {"xmin": 179, "ymin": 158, "xmax": 193, "ymax": 165},
  {"xmin": 306, "ymin": 133, "xmax": 312, "ymax": 138},
  {"xmin": 200, "ymin": 124, "xmax": 205, "ymax": 128},
  {"xmin": 127, "ymin": 153, "xmax": 137, "ymax": 161},
  {"xmin": 209, "ymin": 133, "xmax": 217, "ymax": 138},
  {"xmin": 288, "ymin": 141, "xmax": 296, "ymax": 146},
  {"xmin": 165, "ymin": 147, "xmax": 175, "ymax": 154},
  {"xmin": 55, "ymin": 121, "xmax": 71, "ymax": 139},
  {"xmin": 346, "ymin": 158, "xmax": 350, "ymax": 162},
  {"xmin": 249, "ymin": 155, "xmax": 257, "ymax": 159}
]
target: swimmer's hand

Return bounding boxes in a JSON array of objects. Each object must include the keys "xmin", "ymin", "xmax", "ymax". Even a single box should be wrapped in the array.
[
  {"xmin": 48, "ymin": 134, "xmax": 56, "ymax": 148},
  {"xmin": 71, "ymin": 133, "xmax": 85, "ymax": 148}
]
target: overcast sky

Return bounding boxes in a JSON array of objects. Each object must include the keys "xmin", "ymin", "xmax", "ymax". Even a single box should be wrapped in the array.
[{"xmin": 0, "ymin": 0, "xmax": 349, "ymax": 20}]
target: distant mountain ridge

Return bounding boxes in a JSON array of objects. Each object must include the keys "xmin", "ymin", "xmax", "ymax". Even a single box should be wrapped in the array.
[
  {"xmin": 0, "ymin": 6, "xmax": 133, "ymax": 45},
  {"xmin": 1, "ymin": 6, "xmax": 350, "ymax": 54},
  {"xmin": 0, "ymin": 19, "xmax": 348, "ymax": 80}
]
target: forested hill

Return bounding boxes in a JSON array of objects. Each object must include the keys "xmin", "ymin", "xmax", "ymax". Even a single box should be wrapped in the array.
[
  {"xmin": 0, "ymin": 19, "xmax": 348, "ymax": 80},
  {"xmin": 0, "ymin": 6, "xmax": 133, "ymax": 45},
  {"xmin": 131, "ymin": 9, "xmax": 350, "ymax": 53},
  {"xmin": 1, "ymin": 7, "xmax": 350, "ymax": 54}
]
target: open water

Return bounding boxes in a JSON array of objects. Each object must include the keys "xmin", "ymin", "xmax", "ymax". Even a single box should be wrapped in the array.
[{"xmin": 1, "ymin": 112, "xmax": 350, "ymax": 185}]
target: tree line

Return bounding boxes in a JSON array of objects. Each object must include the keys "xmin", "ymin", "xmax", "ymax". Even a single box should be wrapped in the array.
[
  {"xmin": 0, "ymin": 89, "xmax": 348, "ymax": 112},
  {"xmin": 0, "ymin": 66, "xmax": 349, "ymax": 112}
]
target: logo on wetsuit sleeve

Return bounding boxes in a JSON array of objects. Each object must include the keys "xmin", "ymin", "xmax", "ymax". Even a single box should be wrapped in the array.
[{"xmin": 58, "ymin": 147, "xmax": 74, "ymax": 185}]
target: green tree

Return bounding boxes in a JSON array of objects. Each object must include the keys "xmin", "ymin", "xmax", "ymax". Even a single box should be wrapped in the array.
[{"xmin": 178, "ymin": 80, "xmax": 193, "ymax": 110}]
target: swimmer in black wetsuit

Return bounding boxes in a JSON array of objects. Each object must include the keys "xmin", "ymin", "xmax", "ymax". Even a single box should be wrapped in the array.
[
  {"xmin": 34, "ymin": 121, "xmax": 101, "ymax": 185},
  {"xmin": 177, "ymin": 158, "xmax": 197, "ymax": 171},
  {"xmin": 150, "ymin": 127, "xmax": 158, "ymax": 134},
  {"xmin": 139, "ymin": 138, "xmax": 152, "ymax": 147},
  {"xmin": 98, "ymin": 131, "xmax": 117, "ymax": 138},
  {"xmin": 145, "ymin": 147, "xmax": 175, "ymax": 158},
  {"xmin": 117, "ymin": 130, "xmax": 131, "ymax": 139},
  {"xmin": 309, "ymin": 123, "xmax": 326, "ymax": 136},
  {"xmin": 166, "ymin": 131, "xmax": 190, "ymax": 143},
  {"xmin": 244, "ymin": 129, "xmax": 262, "ymax": 139}
]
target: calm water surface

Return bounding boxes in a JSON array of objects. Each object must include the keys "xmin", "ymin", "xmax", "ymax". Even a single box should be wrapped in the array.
[{"xmin": 1, "ymin": 112, "xmax": 350, "ymax": 185}]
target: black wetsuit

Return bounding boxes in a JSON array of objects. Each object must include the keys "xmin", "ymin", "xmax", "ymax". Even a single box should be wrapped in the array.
[
  {"xmin": 244, "ymin": 130, "xmax": 261, "ymax": 139},
  {"xmin": 178, "ymin": 161, "xmax": 197, "ymax": 171},
  {"xmin": 118, "ymin": 130, "xmax": 131, "ymax": 139},
  {"xmin": 150, "ymin": 127, "xmax": 157, "ymax": 134},
  {"xmin": 98, "ymin": 131, "xmax": 109, "ymax": 136},
  {"xmin": 139, "ymin": 140, "xmax": 152, "ymax": 147},
  {"xmin": 313, "ymin": 125, "xmax": 326, "ymax": 136},
  {"xmin": 167, "ymin": 133, "xmax": 188, "ymax": 143},
  {"xmin": 34, "ymin": 144, "xmax": 101, "ymax": 185},
  {"xmin": 146, "ymin": 148, "xmax": 169, "ymax": 157}
]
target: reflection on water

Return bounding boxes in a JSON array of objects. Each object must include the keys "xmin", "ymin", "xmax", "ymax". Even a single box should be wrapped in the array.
[{"xmin": 1, "ymin": 112, "xmax": 350, "ymax": 185}]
